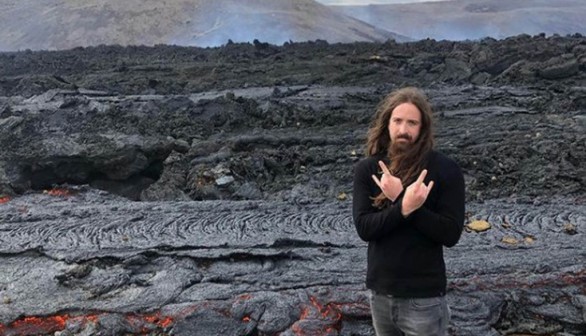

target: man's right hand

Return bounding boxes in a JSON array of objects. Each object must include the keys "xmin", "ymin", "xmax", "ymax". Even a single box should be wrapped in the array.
[
  {"xmin": 401, "ymin": 169, "xmax": 434, "ymax": 217},
  {"xmin": 371, "ymin": 160, "xmax": 403, "ymax": 202}
]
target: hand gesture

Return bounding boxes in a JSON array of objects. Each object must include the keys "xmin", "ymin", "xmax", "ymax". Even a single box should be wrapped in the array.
[
  {"xmin": 371, "ymin": 160, "xmax": 403, "ymax": 202},
  {"xmin": 401, "ymin": 169, "xmax": 434, "ymax": 217}
]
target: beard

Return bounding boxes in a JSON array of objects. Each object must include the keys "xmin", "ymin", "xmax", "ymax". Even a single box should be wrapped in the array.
[
  {"xmin": 390, "ymin": 134, "xmax": 413, "ymax": 156},
  {"xmin": 387, "ymin": 132, "xmax": 431, "ymax": 186},
  {"xmin": 390, "ymin": 141, "xmax": 410, "ymax": 156},
  {"xmin": 388, "ymin": 134, "xmax": 421, "ymax": 184}
]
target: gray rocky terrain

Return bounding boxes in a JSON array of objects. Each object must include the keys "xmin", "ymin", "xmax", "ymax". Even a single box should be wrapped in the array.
[
  {"xmin": 0, "ymin": 34, "xmax": 585, "ymax": 335},
  {"xmin": 335, "ymin": 0, "xmax": 586, "ymax": 41},
  {"xmin": 0, "ymin": 0, "xmax": 404, "ymax": 52}
]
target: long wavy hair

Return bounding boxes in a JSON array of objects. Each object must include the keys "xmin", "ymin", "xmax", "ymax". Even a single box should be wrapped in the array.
[{"xmin": 366, "ymin": 87, "xmax": 435, "ymax": 207}]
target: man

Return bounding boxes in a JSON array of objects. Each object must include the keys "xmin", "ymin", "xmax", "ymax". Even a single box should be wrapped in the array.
[{"xmin": 352, "ymin": 87, "xmax": 465, "ymax": 336}]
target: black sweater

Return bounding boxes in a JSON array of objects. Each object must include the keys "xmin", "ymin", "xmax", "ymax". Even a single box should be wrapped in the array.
[{"xmin": 352, "ymin": 151, "xmax": 465, "ymax": 298}]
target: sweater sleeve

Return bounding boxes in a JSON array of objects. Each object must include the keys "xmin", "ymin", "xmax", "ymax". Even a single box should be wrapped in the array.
[
  {"xmin": 352, "ymin": 158, "xmax": 409, "ymax": 242},
  {"xmin": 408, "ymin": 160, "xmax": 465, "ymax": 247}
]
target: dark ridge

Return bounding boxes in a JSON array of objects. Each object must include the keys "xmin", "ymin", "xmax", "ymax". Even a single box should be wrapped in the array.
[{"xmin": 269, "ymin": 238, "xmax": 341, "ymax": 248}]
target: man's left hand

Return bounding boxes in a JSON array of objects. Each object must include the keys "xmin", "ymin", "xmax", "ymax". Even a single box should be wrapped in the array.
[{"xmin": 401, "ymin": 169, "xmax": 434, "ymax": 217}]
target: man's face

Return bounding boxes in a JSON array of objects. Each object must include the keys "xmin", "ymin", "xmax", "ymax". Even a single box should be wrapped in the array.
[{"xmin": 388, "ymin": 102, "xmax": 422, "ymax": 150}]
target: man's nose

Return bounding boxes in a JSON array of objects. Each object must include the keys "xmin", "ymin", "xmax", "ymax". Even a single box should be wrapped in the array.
[{"xmin": 398, "ymin": 123, "xmax": 408, "ymax": 133}]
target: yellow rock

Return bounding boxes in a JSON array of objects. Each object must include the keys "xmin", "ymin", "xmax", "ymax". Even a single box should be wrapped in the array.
[
  {"xmin": 524, "ymin": 236, "xmax": 535, "ymax": 244},
  {"xmin": 502, "ymin": 236, "xmax": 518, "ymax": 245},
  {"xmin": 466, "ymin": 220, "xmax": 491, "ymax": 232},
  {"xmin": 337, "ymin": 192, "xmax": 347, "ymax": 201},
  {"xmin": 563, "ymin": 223, "xmax": 577, "ymax": 235}
]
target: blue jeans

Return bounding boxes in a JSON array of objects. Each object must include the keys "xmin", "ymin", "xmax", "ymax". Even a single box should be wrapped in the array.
[{"xmin": 369, "ymin": 290, "xmax": 450, "ymax": 336}]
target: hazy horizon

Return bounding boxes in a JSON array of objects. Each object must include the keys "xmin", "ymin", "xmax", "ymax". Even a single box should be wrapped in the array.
[{"xmin": 317, "ymin": 0, "xmax": 450, "ymax": 5}]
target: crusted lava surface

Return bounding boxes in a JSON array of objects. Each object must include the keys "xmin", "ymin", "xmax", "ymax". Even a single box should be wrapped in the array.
[{"xmin": 0, "ymin": 35, "xmax": 585, "ymax": 335}]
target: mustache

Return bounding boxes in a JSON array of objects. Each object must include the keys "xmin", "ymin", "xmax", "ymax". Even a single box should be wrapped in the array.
[{"xmin": 397, "ymin": 134, "xmax": 412, "ymax": 141}]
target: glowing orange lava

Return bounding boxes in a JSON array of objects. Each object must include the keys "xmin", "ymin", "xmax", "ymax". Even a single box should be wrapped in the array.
[
  {"xmin": 237, "ymin": 293, "xmax": 252, "ymax": 301},
  {"xmin": 44, "ymin": 187, "xmax": 72, "ymax": 197},
  {"xmin": 0, "ymin": 314, "xmax": 69, "ymax": 335},
  {"xmin": 291, "ymin": 296, "xmax": 343, "ymax": 336},
  {"xmin": 143, "ymin": 312, "xmax": 174, "ymax": 328},
  {"xmin": 0, "ymin": 312, "xmax": 175, "ymax": 335}
]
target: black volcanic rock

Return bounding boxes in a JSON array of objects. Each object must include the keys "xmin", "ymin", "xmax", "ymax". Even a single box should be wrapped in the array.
[
  {"xmin": 0, "ymin": 190, "xmax": 584, "ymax": 335},
  {"xmin": 0, "ymin": 36, "xmax": 585, "ymax": 335},
  {"xmin": 1, "ymin": 36, "xmax": 585, "ymax": 202},
  {"xmin": 538, "ymin": 55, "xmax": 581, "ymax": 80},
  {"xmin": 0, "ymin": 91, "xmax": 176, "ymax": 197}
]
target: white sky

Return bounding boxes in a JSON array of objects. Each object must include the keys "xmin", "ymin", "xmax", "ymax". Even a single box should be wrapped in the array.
[{"xmin": 317, "ymin": 0, "xmax": 449, "ymax": 4}]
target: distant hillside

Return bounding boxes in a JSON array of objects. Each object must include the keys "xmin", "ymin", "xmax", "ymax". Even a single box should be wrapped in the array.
[
  {"xmin": 0, "ymin": 0, "xmax": 408, "ymax": 52},
  {"xmin": 334, "ymin": 0, "xmax": 586, "ymax": 41}
]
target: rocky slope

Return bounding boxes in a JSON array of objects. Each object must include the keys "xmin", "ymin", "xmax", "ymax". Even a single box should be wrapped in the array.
[
  {"xmin": 335, "ymin": 0, "xmax": 586, "ymax": 40},
  {"xmin": 0, "ymin": 0, "xmax": 404, "ymax": 52}
]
